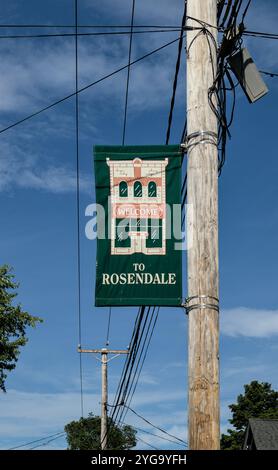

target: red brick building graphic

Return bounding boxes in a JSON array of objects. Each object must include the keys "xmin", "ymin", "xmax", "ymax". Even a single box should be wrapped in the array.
[{"xmin": 107, "ymin": 157, "xmax": 168, "ymax": 255}]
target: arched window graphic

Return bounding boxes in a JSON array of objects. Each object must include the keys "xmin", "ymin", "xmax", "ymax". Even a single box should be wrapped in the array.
[
  {"xmin": 148, "ymin": 181, "xmax": 157, "ymax": 197},
  {"xmin": 119, "ymin": 181, "xmax": 128, "ymax": 197},
  {"xmin": 134, "ymin": 181, "xmax": 142, "ymax": 197}
]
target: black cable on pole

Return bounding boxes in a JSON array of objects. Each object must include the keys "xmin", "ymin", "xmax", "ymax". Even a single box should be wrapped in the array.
[
  {"xmin": 0, "ymin": 29, "xmax": 184, "ymax": 39},
  {"xmin": 119, "ymin": 307, "xmax": 159, "ymax": 424},
  {"xmin": 0, "ymin": 34, "xmax": 184, "ymax": 135},
  {"xmin": 120, "ymin": 421, "xmax": 185, "ymax": 447},
  {"xmin": 115, "ymin": 307, "xmax": 154, "ymax": 425},
  {"xmin": 110, "ymin": 306, "xmax": 144, "ymax": 411},
  {"xmin": 225, "ymin": 0, "xmax": 241, "ymax": 30},
  {"xmin": 241, "ymin": 0, "xmax": 252, "ymax": 23},
  {"xmin": 106, "ymin": 307, "xmax": 112, "ymax": 346},
  {"xmin": 243, "ymin": 30, "xmax": 278, "ymax": 39},
  {"xmin": 75, "ymin": 0, "xmax": 84, "ymax": 419},
  {"xmin": 109, "ymin": 306, "xmax": 151, "ymax": 428},
  {"xmin": 0, "ymin": 23, "xmax": 183, "ymax": 29},
  {"xmin": 115, "ymin": 404, "xmax": 188, "ymax": 446},
  {"xmin": 260, "ymin": 70, "xmax": 278, "ymax": 77},
  {"xmin": 122, "ymin": 0, "xmax": 136, "ymax": 145},
  {"xmin": 111, "ymin": 307, "xmax": 150, "ymax": 427},
  {"xmin": 219, "ymin": 0, "xmax": 232, "ymax": 28},
  {"xmin": 108, "ymin": 9, "xmax": 190, "ymax": 434},
  {"xmin": 165, "ymin": 1, "xmax": 187, "ymax": 145},
  {"xmin": 101, "ymin": 307, "xmax": 148, "ymax": 447}
]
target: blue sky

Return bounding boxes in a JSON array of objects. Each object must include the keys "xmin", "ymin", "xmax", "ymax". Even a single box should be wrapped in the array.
[{"xmin": 0, "ymin": 0, "xmax": 278, "ymax": 450}]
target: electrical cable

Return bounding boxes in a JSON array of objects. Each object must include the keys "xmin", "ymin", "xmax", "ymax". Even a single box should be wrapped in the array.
[
  {"xmin": 118, "ymin": 405, "xmax": 188, "ymax": 446},
  {"xmin": 0, "ymin": 24, "xmax": 184, "ymax": 29},
  {"xmin": 0, "ymin": 29, "xmax": 184, "ymax": 40},
  {"xmin": 112, "ymin": 7, "xmax": 189, "ymax": 431},
  {"xmin": 106, "ymin": 307, "xmax": 112, "ymax": 346},
  {"xmin": 29, "ymin": 433, "xmax": 66, "ymax": 450},
  {"xmin": 7, "ymin": 431, "xmax": 65, "ymax": 450},
  {"xmin": 260, "ymin": 70, "xmax": 278, "ymax": 77},
  {"xmin": 111, "ymin": 307, "xmax": 151, "ymax": 427},
  {"xmin": 165, "ymin": 1, "xmax": 187, "ymax": 144},
  {"xmin": 217, "ymin": 0, "xmax": 227, "ymax": 24},
  {"xmin": 243, "ymin": 30, "xmax": 278, "ymax": 40},
  {"xmin": 120, "ymin": 421, "xmax": 185, "ymax": 447},
  {"xmin": 110, "ymin": 308, "xmax": 144, "ymax": 410},
  {"xmin": 241, "ymin": 0, "xmax": 252, "ymax": 23},
  {"xmin": 108, "ymin": 4, "xmax": 189, "ymax": 440},
  {"xmin": 74, "ymin": 0, "xmax": 84, "ymax": 419},
  {"xmin": 119, "ymin": 307, "xmax": 159, "ymax": 425},
  {"xmin": 117, "ymin": 307, "xmax": 157, "ymax": 425},
  {"xmin": 102, "ymin": 307, "xmax": 148, "ymax": 446},
  {"xmin": 219, "ymin": 0, "xmax": 233, "ymax": 28},
  {"xmin": 104, "ymin": 10, "xmax": 135, "ymax": 369},
  {"xmin": 99, "ymin": 1, "xmax": 258, "ymax": 449},
  {"xmin": 122, "ymin": 0, "xmax": 136, "ymax": 145},
  {"xmin": 136, "ymin": 436, "xmax": 159, "ymax": 450},
  {"xmin": 0, "ymin": 34, "xmax": 184, "ymax": 135}
]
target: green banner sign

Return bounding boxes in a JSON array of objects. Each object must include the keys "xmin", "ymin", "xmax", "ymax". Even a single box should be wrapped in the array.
[{"xmin": 94, "ymin": 145, "xmax": 182, "ymax": 306}]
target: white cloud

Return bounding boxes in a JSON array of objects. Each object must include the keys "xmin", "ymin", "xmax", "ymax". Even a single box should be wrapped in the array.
[
  {"xmin": 0, "ymin": 140, "xmax": 91, "ymax": 194},
  {"xmin": 235, "ymin": 1, "xmax": 278, "ymax": 75},
  {"xmin": 0, "ymin": 26, "xmax": 181, "ymax": 120},
  {"xmin": 85, "ymin": 0, "xmax": 182, "ymax": 26},
  {"xmin": 17, "ymin": 165, "xmax": 91, "ymax": 194},
  {"xmin": 0, "ymin": 386, "xmax": 187, "ymax": 450},
  {"xmin": 222, "ymin": 364, "xmax": 266, "ymax": 378},
  {"xmin": 221, "ymin": 307, "xmax": 278, "ymax": 337}
]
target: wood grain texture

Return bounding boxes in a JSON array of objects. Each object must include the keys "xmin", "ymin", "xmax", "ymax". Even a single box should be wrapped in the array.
[
  {"xmin": 101, "ymin": 351, "xmax": 108, "ymax": 450},
  {"xmin": 186, "ymin": 0, "xmax": 220, "ymax": 450}
]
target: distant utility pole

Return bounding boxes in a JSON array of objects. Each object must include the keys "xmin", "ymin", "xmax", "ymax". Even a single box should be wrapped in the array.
[
  {"xmin": 78, "ymin": 347, "xmax": 129, "ymax": 450},
  {"xmin": 185, "ymin": 0, "xmax": 220, "ymax": 449}
]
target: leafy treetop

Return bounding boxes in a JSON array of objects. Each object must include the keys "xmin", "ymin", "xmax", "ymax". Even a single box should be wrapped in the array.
[{"xmin": 0, "ymin": 265, "xmax": 42, "ymax": 392}]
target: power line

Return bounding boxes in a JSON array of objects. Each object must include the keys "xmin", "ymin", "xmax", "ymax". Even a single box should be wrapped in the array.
[
  {"xmin": 29, "ymin": 433, "xmax": 66, "ymax": 450},
  {"xmin": 243, "ymin": 30, "xmax": 278, "ymax": 40},
  {"xmin": 120, "ymin": 421, "xmax": 185, "ymax": 447},
  {"xmin": 122, "ymin": 0, "xmax": 136, "ymax": 145},
  {"xmin": 241, "ymin": 0, "xmax": 252, "ymax": 23},
  {"xmin": 260, "ymin": 70, "xmax": 278, "ymax": 77},
  {"xmin": 120, "ymin": 307, "xmax": 159, "ymax": 424},
  {"xmin": 0, "ymin": 24, "xmax": 184, "ymax": 29},
  {"xmin": 119, "ymin": 405, "xmax": 188, "ymax": 447},
  {"xmin": 104, "ymin": 0, "xmax": 135, "ymax": 357},
  {"xmin": 115, "ymin": 308, "xmax": 152, "ymax": 422},
  {"xmin": 106, "ymin": 307, "xmax": 112, "ymax": 346},
  {"xmin": 7, "ymin": 431, "xmax": 65, "ymax": 450},
  {"xmin": 107, "ymin": 6, "xmax": 188, "ymax": 439},
  {"xmin": 0, "ymin": 34, "xmax": 184, "ymax": 135},
  {"xmin": 165, "ymin": 0, "xmax": 187, "ymax": 144},
  {"xmin": 110, "ymin": 307, "xmax": 151, "ymax": 427},
  {"xmin": 136, "ymin": 436, "xmax": 159, "ymax": 450},
  {"xmin": 110, "ymin": 307, "xmax": 145, "ymax": 414},
  {"xmin": 0, "ymin": 29, "xmax": 184, "ymax": 40},
  {"xmin": 104, "ymin": 307, "xmax": 154, "ymax": 444},
  {"xmin": 75, "ymin": 0, "xmax": 84, "ymax": 419}
]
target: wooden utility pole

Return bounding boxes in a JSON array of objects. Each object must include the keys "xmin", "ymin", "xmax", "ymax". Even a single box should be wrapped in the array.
[
  {"xmin": 78, "ymin": 347, "xmax": 129, "ymax": 450},
  {"xmin": 185, "ymin": 0, "xmax": 220, "ymax": 449},
  {"xmin": 101, "ymin": 349, "xmax": 108, "ymax": 450}
]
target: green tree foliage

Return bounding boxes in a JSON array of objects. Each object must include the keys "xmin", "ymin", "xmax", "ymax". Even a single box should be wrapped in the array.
[
  {"xmin": 221, "ymin": 381, "xmax": 278, "ymax": 449},
  {"xmin": 0, "ymin": 265, "xmax": 42, "ymax": 392},
  {"xmin": 65, "ymin": 413, "xmax": 137, "ymax": 450}
]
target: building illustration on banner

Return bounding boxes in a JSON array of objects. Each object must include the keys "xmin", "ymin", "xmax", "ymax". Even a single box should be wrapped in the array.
[{"xmin": 107, "ymin": 157, "xmax": 168, "ymax": 255}]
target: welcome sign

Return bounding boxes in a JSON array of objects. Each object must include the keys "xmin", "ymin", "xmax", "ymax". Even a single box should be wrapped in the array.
[{"xmin": 94, "ymin": 145, "xmax": 182, "ymax": 306}]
